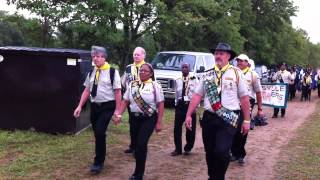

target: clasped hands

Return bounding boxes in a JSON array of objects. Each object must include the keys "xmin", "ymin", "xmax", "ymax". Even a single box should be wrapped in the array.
[{"xmin": 112, "ymin": 111, "xmax": 122, "ymax": 125}]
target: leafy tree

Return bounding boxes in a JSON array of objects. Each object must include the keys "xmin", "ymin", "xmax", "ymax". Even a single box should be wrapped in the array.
[{"xmin": 0, "ymin": 11, "xmax": 42, "ymax": 46}]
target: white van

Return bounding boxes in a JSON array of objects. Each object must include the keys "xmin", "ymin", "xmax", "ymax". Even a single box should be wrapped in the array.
[{"xmin": 151, "ymin": 51, "xmax": 215, "ymax": 100}]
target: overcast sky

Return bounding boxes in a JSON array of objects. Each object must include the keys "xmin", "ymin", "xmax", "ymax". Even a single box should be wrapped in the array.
[
  {"xmin": 291, "ymin": 0, "xmax": 320, "ymax": 44},
  {"xmin": 0, "ymin": 0, "xmax": 319, "ymax": 44}
]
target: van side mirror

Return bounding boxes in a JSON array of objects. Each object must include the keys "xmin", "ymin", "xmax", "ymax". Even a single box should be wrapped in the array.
[{"xmin": 197, "ymin": 66, "xmax": 205, "ymax": 73}]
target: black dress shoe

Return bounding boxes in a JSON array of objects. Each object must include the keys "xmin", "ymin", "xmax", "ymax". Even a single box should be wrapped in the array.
[
  {"xmin": 90, "ymin": 164, "xmax": 103, "ymax": 174},
  {"xmin": 129, "ymin": 175, "xmax": 143, "ymax": 180},
  {"xmin": 170, "ymin": 150, "xmax": 182, "ymax": 156},
  {"xmin": 230, "ymin": 156, "xmax": 239, "ymax": 162},
  {"xmin": 124, "ymin": 148, "xmax": 134, "ymax": 154},
  {"xmin": 183, "ymin": 150, "xmax": 191, "ymax": 155},
  {"xmin": 238, "ymin": 157, "xmax": 245, "ymax": 165}
]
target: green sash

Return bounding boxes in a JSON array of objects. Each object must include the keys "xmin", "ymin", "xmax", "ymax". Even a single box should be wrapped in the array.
[{"xmin": 204, "ymin": 70, "xmax": 239, "ymax": 128}]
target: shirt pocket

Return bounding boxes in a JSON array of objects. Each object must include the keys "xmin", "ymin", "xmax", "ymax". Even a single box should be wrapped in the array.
[
  {"xmin": 141, "ymin": 86, "xmax": 153, "ymax": 94},
  {"xmin": 222, "ymin": 78, "xmax": 236, "ymax": 92},
  {"xmin": 100, "ymin": 74, "xmax": 112, "ymax": 86}
]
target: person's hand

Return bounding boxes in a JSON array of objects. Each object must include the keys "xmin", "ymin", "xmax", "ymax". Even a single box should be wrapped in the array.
[
  {"xmin": 113, "ymin": 112, "xmax": 121, "ymax": 125},
  {"xmin": 241, "ymin": 122, "xmax": 250, "ymax": 135},
  {"xmin": 155, "ymin": 121, "xmax": 162, "ymax": 133},
  {"xmin": 185, "ymin": 116, "xmax": 192, "ymax": 131},
  {"xmin": 73, "ymin": 106, "xmax": 81, "ymax": 118},
  {"xmin": 257, "ymin": 109, "xmax": 264, "ymax": 117}
]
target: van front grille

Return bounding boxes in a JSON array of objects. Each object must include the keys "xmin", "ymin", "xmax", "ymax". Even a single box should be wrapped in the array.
[{"xmin": 156, "ymin": 78, "xmax": 174, "ymax": 91}]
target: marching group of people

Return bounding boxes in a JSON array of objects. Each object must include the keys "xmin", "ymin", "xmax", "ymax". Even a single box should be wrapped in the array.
[
  {"xmin": 72, "ymin": 42, "xmax": 318, "ymax": 180},
  {"xmin": 271, "ymin": 63, "xmax": 320, "ymax": 103},
  {"xmin": 266, "ymin": 62, "xmax": 320, "ymax": 119}
]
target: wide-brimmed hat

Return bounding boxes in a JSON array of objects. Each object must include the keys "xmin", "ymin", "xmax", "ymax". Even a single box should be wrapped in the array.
[{"xmin": 210, "ymin": 42, "xmax": 237, "ymax": 60}]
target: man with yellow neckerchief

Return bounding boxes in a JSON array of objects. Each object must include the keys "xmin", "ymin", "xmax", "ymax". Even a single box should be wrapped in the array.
[
  {"xmin": 185, "ymin": 43, "xmax": 250, "ymax": 180},
  {"xmin": 171, "ymin": 63, "xmax": 198, "ymax": 156},
  {"xmin": 73, "ymin": 46, "xmax": 122, "ymax": 174},
  {"xmin": 231, "ymin": 54, "xmax": 264, "ymax": 165},
  {"xmin": 121, "ymin": 47, "xmax": 146, "ymax": 154}
]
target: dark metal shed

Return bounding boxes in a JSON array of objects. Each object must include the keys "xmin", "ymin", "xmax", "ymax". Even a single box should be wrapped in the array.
[{"xmin": 0, "ymin": 46, "xmax": 92, "ymax": 134}]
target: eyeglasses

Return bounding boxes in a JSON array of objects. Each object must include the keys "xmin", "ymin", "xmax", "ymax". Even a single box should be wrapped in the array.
[{"xmin": 139, "ymin": 69, "xmax": 150, "ymax": 73}]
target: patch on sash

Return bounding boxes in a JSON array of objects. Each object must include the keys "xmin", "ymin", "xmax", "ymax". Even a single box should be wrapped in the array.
[
  {"xmin": 225, "ymin": 77, "xmax": 234, "ymax": 81},
  {"xmin": 141, "ymin": 87, "xmax": 152, "ymax": 94}
]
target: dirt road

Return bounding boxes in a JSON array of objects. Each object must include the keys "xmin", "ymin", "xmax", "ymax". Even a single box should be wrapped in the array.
[{"xmin": 89, "ymin": 91, "xmax": 319, "ymax": 180}]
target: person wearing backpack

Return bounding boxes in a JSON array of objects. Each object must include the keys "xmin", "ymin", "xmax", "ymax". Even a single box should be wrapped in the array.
[
  {"xmin": 114, "ymin": 63, "xmax": 164, "ymax": 180},
  {"xmin": 231, "ymin": 54, "xmax": 264, "ymax": 165},
  {"xmin": 73, "ymin": 46, "xmax": 122, "ymax": 174}
]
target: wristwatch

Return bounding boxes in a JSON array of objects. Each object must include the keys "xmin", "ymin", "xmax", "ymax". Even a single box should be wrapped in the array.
[{"xmin": 243, "ymin": 120, "xmax": 251, "ymax": 124}]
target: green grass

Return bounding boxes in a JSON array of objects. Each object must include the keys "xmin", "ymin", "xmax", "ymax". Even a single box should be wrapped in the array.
[
  {"xmin": 275, "ymin": 104, "xmax": 320, "ymax": 179},
  {"xmin": 0, "ymin": 107, "xmax": 176, "ymax": 179}
]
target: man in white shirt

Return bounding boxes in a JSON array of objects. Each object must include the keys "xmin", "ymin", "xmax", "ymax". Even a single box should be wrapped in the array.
[
  {"xmin": 171, "ymin": 63, "xmax": 198, "ymax": 156},
  {"xmin": 185, "ymin": 43, "xmax": 250, "ymax": 180},
  {"xmin": 272, "ymin": 63, "xmax": 291, "ymax": 118}
]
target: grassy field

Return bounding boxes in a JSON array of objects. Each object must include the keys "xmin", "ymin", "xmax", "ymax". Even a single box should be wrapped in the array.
[
  {"xmin": 0, "ymin": 108, "xmax": 175, "ymax": 179},
  {"xmin": 275, "ymin": 103, "xmax": 320, "ymax": 179}
]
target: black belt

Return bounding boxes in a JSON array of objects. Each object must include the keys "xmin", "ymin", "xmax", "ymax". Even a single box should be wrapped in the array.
[
  {"xmin": 205, "ymin": 109, "xmax": 240, "ymax": 115},
  {"xmin": 177, "ymin": 100, "xmax": 190, "ymax": 105},
  {"xmin": 92, "ymin": 101, "xmax": 115, "ymax": 106},
  {"xmin": 130, "ymin": 112, "xmax": 156, "ymax": 117}
]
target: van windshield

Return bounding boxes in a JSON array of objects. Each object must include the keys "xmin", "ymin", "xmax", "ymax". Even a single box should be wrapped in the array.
[{"xmin": 151, "ymin": 53, "xmax": 196, "ymax": 71}]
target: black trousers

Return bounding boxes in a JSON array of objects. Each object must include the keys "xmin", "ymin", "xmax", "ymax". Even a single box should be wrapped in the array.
[
  {"xmin": 90, "ymin": 101, "xmax": 116, "ymax": 165},
  {"xmin": 289, "ymin": 84, "xmax": 296, "ymax": 100},
  {"xmin": 128, "ymin": 108, "xmax": 136, "ymax": 151},
  {"xmin": 231, "ymin": 98, "xmax": 254, "ymax": 159},
  {"xmin": 273, "ymin": 108, "xmax": 286, "ymax": 117},
  {"xmin": 174, "ymin": 102, "xmax": 196, "ymax": 153},
  {"xmin": 201, "ymin": 111, "xmax": 237, "ymax": 180},
  {"xmin": 318, "ymin": 84, "xmax": 320, "ymax": 97},
  {"xmin": 130, "ymin": 113, "xmax": 157, "ymax": 178},
  {"xmin": 301, "ymin": 85, "xmax": 310, "ymax": 101}
]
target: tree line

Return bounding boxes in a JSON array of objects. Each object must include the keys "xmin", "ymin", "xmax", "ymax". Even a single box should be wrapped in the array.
[{"xmin": 1, "ymin": 0, "xmax": 320, "ymax": 70}]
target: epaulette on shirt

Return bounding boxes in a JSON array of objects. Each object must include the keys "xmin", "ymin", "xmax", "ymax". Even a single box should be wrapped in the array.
[
  {"xmin": 204, "ymin": 68, "xmax": 214, "ymax": 72},
  {"xmin": 125, "ymin": 64, "xmax": 134, "ymax": 73},
  {"xmin": 228, "ymin": 65, "xmax": 240, "ymax": 84},
  {"xmin": 177, "ymin": 76, "xmax": 196, "ymax": 80}
]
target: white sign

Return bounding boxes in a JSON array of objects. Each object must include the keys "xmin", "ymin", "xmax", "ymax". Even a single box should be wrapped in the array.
[
  {"xmin": 261, "ymin": 83, "xmax": 288, "ymax": 108},
  {"xmin": 67, "ymin": 58, "xmax": 77, "ymax": 66}
]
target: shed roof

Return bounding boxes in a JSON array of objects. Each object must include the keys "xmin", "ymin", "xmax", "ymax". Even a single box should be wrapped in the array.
[{"xmin": 0, "ymin": 46, "xmax": 91, "ymax": 59}]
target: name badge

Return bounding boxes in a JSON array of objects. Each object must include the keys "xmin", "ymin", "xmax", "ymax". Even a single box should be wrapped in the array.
[
  {"xmin": 184, "ymin": 96, "xmax": 190, "ymax": 102},
  {"xmin": 217, "ymin": 87, "xmax": 221, "ymax": 94}
]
